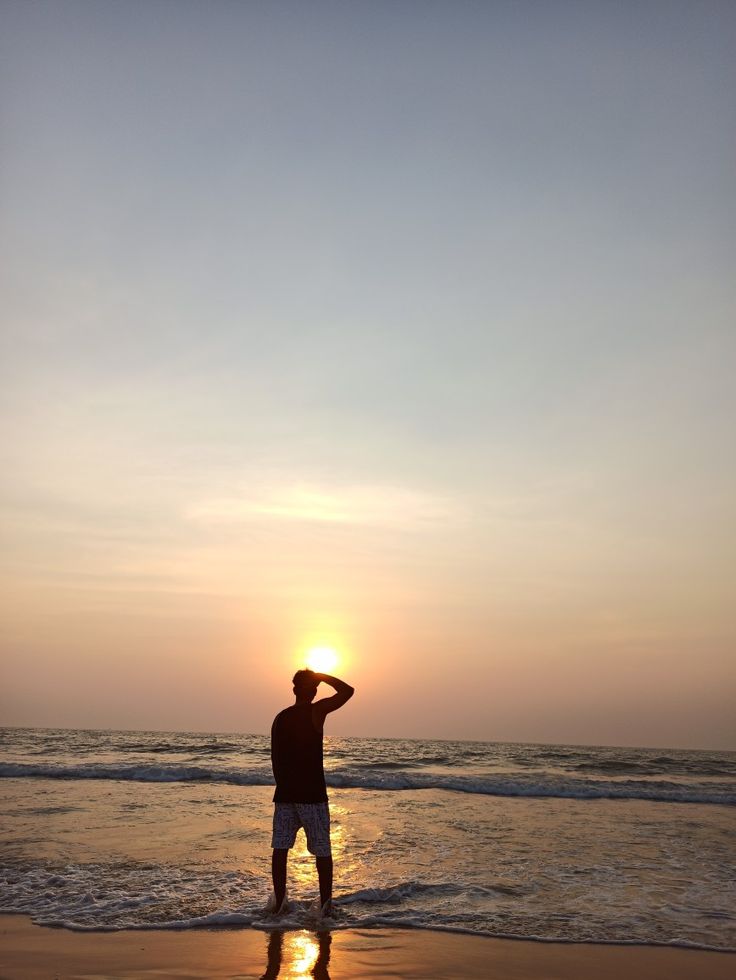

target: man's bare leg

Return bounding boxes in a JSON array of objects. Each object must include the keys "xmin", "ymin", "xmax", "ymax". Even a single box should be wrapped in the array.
[
  {"xmin": 271, "ymin": 848, "xmax": 288, "ymax": 910},
  {"xmin": 316, "ymin": 855, "xmax": 333, "ymax": 910}
]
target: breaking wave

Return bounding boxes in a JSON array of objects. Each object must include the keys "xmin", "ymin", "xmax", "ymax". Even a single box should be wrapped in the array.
[{"xmin": 1, "ymin": 761, "xmax": 733, "ymax": 805}]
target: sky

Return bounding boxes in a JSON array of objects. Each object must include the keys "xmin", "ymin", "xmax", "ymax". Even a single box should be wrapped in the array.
[{"xmin": 1, "ymin": 1, "xmax": 734, "ymax": 748}]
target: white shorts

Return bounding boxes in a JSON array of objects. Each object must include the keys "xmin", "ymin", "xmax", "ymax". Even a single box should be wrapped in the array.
[{"xmin": 271, "ymin": 802, "xmax": 332, "ymax": 857}]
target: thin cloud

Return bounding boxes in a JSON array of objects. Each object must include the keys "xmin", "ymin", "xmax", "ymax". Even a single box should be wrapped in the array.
[{"xmin": 185, "ymin": 484, "xmax": 459, "ymax": 529}]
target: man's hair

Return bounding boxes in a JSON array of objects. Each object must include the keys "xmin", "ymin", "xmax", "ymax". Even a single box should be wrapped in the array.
[{"xmin": 292, "ymin": 669, "xmax": 318, "ymax": 694}]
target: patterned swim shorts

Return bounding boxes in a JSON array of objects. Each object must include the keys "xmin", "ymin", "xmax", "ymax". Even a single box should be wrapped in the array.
[{"xmin": 271, "ymin": 802, "xmax": 332, "ymax": 857}]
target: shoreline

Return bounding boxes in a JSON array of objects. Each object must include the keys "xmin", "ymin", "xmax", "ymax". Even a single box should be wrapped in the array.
[{"xmin": 2, "ymin": 915, "xmax": 734, "ymax": 980}]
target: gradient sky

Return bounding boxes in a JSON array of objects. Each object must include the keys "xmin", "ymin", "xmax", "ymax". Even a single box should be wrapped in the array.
[{"xmin": 1, "ymin": 1, "xmax": 734, "ymax": 748}]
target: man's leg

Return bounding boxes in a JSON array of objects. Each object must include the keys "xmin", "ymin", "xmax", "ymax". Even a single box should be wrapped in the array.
[
  {"xmin": 271, "ymin": 848, "xmax": 288, "ymax": 910},
  {"xmin": 298, "ymin": 803, "xmax": 333, "ymax": 910},
  {"xmin": 316, "ymin": 855, "xmax": 333, "ymax": 909}
]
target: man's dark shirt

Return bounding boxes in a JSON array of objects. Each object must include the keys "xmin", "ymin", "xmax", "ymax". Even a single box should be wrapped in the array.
[{"xmin": 271, "ymin": 703, "xmax": 328, "ymax": 803}]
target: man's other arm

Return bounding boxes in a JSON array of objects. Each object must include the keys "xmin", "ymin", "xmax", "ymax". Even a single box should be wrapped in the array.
[
  {"xmin": 312, "ymin": 674, "xmax": 355, "ymax": 721},
  {"xmin": 270, "ymin": 715, "xmax": 284, "ymax": 781}
]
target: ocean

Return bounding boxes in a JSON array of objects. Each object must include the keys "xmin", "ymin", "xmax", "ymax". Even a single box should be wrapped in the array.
[{"xmin": 1, "ymin": 727, "xmax": 734, "ymax": 950}]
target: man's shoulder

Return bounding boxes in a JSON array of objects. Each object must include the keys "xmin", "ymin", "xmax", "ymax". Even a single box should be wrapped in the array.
[{"xmin": 272, "ymin": 705, "xmax": 296, "ymax": 726}]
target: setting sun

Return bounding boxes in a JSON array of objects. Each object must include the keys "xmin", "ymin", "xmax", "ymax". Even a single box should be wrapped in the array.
[{"xmin": 305, "ymin": 646, "xmax": 339, "ymax": 673}]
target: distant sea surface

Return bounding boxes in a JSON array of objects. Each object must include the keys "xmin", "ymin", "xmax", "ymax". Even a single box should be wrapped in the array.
[{"xmin": 1, "ymin": 728, "xmax": 734, "ymax": 949}]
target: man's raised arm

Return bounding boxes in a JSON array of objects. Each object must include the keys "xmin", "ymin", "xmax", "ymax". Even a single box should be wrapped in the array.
[{"xmin": 313, "ymin": 674, "xmax": 355, "ymax": 717}]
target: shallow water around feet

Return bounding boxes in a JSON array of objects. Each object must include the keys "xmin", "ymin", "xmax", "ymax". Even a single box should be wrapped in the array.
[{"xmin": 1, "ymin": 728, "xmax": 734, "ymax": 949}]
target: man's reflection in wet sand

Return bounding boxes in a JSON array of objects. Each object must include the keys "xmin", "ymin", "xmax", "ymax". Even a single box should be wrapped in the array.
[{"xmin": 260, "ymin": 929, "xmax": 332, "ymax": 979}]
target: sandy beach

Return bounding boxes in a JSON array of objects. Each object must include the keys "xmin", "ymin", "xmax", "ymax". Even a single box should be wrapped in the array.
[{"xmin": 2, "ymin": 915, "xmax": 735, "ymax": 979}]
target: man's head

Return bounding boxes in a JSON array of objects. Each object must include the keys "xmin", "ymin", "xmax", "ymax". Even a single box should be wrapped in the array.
[{"xmin": 292, "ymin": 668, "xmax": 319, "ymax": 702}]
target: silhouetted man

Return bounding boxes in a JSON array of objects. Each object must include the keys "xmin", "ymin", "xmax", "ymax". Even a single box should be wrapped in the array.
[{"xmin": 270, "ymin": 669, "xmax": 354, "ymax": 915}]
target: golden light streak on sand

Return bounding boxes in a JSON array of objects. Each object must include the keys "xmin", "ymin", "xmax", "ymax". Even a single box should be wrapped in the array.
[{"xmin": 287, "ymin": 930, "xmax": 320, "ymax": 976}]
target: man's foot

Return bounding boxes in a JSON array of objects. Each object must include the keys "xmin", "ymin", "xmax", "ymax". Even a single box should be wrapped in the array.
[
  {"xmin": 264, "ymin": 892, "xmax": 288, "ymax": 916},
  {"xmin": 307, "ymin": 895, "xmax": 333, "ymax": 918}
]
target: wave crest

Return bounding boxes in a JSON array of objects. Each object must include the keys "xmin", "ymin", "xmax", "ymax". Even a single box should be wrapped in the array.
[{"xmin": 1, "ymin": 761, "xmax": 733, "ymax": 805}]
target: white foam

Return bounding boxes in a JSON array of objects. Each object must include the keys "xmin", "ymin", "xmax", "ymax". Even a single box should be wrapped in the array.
[
  {"xmin": 2, "ymin": 864, "xmax": 734, "ymax": 951},
  {"xmin": 2, "ymin": 761, "xmax": 733, "ymax": 805}
]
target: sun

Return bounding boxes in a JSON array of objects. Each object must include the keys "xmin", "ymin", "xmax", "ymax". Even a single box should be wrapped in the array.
[{"xmin": 305, "ymin": 646, "xmax": 339, "ymax": 673}]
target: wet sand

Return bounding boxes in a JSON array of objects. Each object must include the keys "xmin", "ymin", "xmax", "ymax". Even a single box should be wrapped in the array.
[{"xmin": 2, "ymin": 915, "xmax": 734, "ymax": 979}]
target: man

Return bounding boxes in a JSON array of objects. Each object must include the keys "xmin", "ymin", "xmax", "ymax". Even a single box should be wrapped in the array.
[{"xmin": 270, "ymin": 668, "xmax": 354, "ymax": 915}]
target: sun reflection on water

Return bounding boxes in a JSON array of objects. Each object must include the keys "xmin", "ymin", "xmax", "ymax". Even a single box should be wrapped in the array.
[
  {"xmin": 261, "ymin": 930, "xmax": 331, "ymax": 979},
  {"xmin": 290, "ymin": 931, "xmax": 319, "ymax": 975}
]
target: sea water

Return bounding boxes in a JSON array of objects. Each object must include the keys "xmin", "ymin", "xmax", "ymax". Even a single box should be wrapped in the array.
[{"xmin": 1, "ymin": 727, "xmax": 734, "ymax": 949}]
